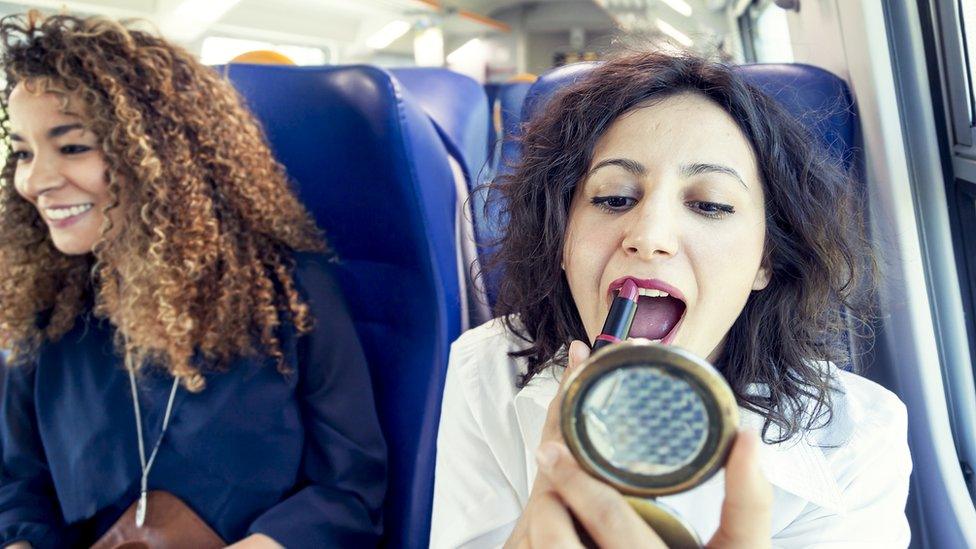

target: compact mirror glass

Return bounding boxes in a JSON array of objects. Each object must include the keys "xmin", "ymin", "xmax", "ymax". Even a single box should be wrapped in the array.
[
  {"xmin": 563, "ymin": 342, "xmax": 738, "ymax": 497},
  {"xmin": 581, "ymin": 365, "xmax": 711, "ymax": 477}
]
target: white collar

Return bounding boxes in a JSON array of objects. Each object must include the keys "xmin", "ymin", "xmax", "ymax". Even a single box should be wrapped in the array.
[{"xmin": 512, "ymin": 369, "xmax": 844, "ymax": 513}]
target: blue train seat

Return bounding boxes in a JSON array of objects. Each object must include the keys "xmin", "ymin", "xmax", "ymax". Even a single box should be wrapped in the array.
[
  {"xmin": 477, "ymin": 80, "xmax": 536, "ymax": 306},
  {"xmin": 390, "ymin": 68, "xmax": 490, "ymax": 187},
  {"xmin": 499, "ymin": 61, "xmax": 861, "ymax": 367},
  {"xmin": 516, "ymin": 62, "xmax": 856, "ymax": 167},
  {"xmin": 485, "ymin": 82, "xmax": 503, "ymax": 162},
  {"xmin": 516, "ymin": 61, "xmax": 856, "ymax": 177},
  {"xmin": 390, "ymin": 67, "xmax": 492, "ymax": 327},
  {"xmin": 493, "ymin": 80, "xmax": 535, "ymax": 178},
  {"xmin": 225, "ymin": 64, "xmax": 462, "ymax": 549}
]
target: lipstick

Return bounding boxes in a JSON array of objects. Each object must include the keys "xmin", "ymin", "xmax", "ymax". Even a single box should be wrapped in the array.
[{"xmin": 593, "ymin": 278, "xmax": 639, "ymax": 351}]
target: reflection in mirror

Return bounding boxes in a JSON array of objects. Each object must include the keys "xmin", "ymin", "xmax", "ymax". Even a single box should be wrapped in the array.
[{"xmin": 582, "ymin": 366, "xmax": 709, "ymax": 476}]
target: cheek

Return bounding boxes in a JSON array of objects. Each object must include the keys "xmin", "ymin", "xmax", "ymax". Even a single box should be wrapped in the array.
[
  {"xmin": 12, "ymin": 170, "xmax": 30, "ymax": 202},
  {"xmin": 563, "ymin": 212, "xmax": 621, "ymax": 337},
  {"xmin": 80, "ymin": 162, "xmax": 110, "ymax": 199},
  {"xmin": 688, "ymin": 218, "xmax": 766, "ymax": 310}
]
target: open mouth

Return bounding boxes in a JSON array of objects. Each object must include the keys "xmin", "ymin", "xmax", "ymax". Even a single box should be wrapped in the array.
[{"xmin": 608, "ymin": 278, "xmax": 687, "ymax": 344}]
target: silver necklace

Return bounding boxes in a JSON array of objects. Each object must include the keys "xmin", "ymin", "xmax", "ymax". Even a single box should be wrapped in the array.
[{"xmin": 126, "ymin": 358, "xmax": 180, "ymax": 528}]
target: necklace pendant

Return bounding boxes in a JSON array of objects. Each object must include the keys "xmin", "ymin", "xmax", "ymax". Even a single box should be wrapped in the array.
[{"xmin": 135, "ymin": 491, "xmax": 147, "ymax": 528}]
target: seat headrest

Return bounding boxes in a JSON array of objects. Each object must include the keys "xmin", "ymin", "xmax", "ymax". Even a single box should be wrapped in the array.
[
  {"xmin": 391, "ymin": 67, "xmax": 489, "ymax": 185},
  {"xmin": 734, "ymin": 63, "xmax": 857, "ymax": 171},
  {"xmin": 495, "ymin": 81, "xmax": 534, "ymax": 175},
  {"xmin": 518, "ymin": 61, "xmax": 857, "ymax": 171}
]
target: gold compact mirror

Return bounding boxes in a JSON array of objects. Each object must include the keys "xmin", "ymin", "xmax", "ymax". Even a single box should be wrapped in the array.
[{"xmin": 561, "ymin": 341, "xmax": 739, "ymax": 548}]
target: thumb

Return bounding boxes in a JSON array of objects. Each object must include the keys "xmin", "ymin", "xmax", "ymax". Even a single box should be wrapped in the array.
[
  {"xmin": 541, "ymin": 340, "xmax": 592, "ymax": 444},
  {"xmin": 707, "ymin": 430, "xmax": 772, "ymax": 549},
  {"xmin": 565, "ymin": 339, "xmax": 591, "ymax": 381}
]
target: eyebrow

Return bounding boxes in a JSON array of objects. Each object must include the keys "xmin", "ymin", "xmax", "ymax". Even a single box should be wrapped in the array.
[
  {"xmin": 588, "ymin": 158, "xmax": 647, "ymax": 177},
  {"xmin": 681, "ymin": 162, "xmax": 748, "ymax": 189},
  {"xmin": 588, "ymin": 157, "xmax": 749, "ymax": 190},
  {"xmin": 9, "ymin": 123, "xmax": 85, "ymax": 142}
]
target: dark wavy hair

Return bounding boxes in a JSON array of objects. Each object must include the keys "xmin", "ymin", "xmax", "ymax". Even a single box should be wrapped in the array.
[
  {"xmin": 0, "ymin": 13, "xmax": 325, "ymax": 391},
  {"xmin": 489, "ymin": 49, "xmax": 878, "ymax": 443}
]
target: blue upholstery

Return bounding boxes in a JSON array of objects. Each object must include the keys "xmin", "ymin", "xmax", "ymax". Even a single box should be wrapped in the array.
[
  {"xmin": 516, "ymin": 61, "xmax": 857, "ymax": 176},
  {"xmin": 734, "ymin": 63, "xmax": 857, "ymax": 172},
  {"xmin": 493, "ymin": 81, "xmax": 535, "ymax": 177},
  {"xmin": 518, "ymin": 62, "xmax": 600, "ymax": 136},
  {"xmin": 485, "ymin": 82, "xmax": 503, "ymax": 161},
  {"xmin": 391, "ymin": 68, "xmax": 490, "ymax": 186},
  {"xmin": 391, "ymin": 67, "xmax": 493, "ymax": 327},
  {"xmin": 225, "ymin": 64, "xmax": 462, "ymax": 549},
  {"xmin": 478, "ymin": 80, "xmax": 536, "ymax": 305}
]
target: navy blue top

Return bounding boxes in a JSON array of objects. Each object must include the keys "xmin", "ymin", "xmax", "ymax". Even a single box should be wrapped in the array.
[{"xmin": 0, "ymin": 252, "xmax": 387, "ymax": 548}]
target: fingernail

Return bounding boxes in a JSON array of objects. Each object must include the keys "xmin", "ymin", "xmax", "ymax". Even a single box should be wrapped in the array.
[{"xmin": 536, "ymin": 443, "xmax": 560, "ymax": 472}]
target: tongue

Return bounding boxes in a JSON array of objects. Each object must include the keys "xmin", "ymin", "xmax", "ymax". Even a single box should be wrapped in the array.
[{"xmin": 629, "ymin": 296, "xmax": 684, "ymax": 340}]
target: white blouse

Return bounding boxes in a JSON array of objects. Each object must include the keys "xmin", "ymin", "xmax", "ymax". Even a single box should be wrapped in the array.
[{"xmin": 430, "ymin": 318, "xmax": 912, "ymax": 548}]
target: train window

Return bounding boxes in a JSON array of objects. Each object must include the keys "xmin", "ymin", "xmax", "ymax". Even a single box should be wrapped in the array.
[
  {"xmin": 929, "ymin": 0, "xmax": 976, "ymax": 365},
  {"xmin": 737, "ymin": 1, "xmax": 793, "ymax": 64},
  {"xmin": 200, "ymin": 36, "xmax": 331, "ymax": 66},
  {"xmin": 962, "ymin": 0, "xmax": 976, "ymax": 121}
]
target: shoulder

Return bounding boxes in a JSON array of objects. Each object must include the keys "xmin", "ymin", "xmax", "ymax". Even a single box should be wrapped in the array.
[
  {"xmin": 451, "ymin": 316, "xmax": 526, "ymax": 356},
  {"xmin": 289, "ymin": 252, "xmax": 346, "ymax": 310},
  {"xmin": 811, "ymin": 368, "xmax": 910, "ymax": 506},
  {"xmin": 812, "ymin": 368, "xmax": 908, "ymax": 450},
  {"xmin": 291, "ymin": 251, "xmax": 340, "ymax": 289},
  {"xmin": 445, "ymin": 317, "xmax": 531, "ymax": 408},
  {"xmin": 450, "ymin": 317, "xmax": 529, "ymax": 380},
  {"xmin": 825, "ymin": 369, "xmax": 909, "ymax": 469}
]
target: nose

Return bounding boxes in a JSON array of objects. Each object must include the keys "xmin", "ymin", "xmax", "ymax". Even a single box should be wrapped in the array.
[
  {"xmin": 15, "ymin": 152, "xmax": 64, "ymax": 199},
  {"xmin": 620, "ymin": 197, "xmax": 680, "ymax": 259}
]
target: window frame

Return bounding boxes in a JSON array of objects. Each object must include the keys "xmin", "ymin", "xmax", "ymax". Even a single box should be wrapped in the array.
[
  {"xmin": 934, "ymin": 0, "xmax": 976, "ymax": 148},
  {"xmin": 928, "ymin": 0, "xmax": 976, "ymax": 380}
]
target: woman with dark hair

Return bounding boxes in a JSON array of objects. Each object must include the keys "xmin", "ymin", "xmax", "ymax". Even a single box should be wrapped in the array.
[
  {"xmin": 0, "ymin": 12, "xmax": 386, "ymax": 548},
  {"xmin": 431, "ymin": 50, "xmax": 910, "ymax": 547}
]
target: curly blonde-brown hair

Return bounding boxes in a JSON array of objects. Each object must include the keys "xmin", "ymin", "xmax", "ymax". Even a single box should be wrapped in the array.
[{"xmin": 0, "ymin": 12, "xmax": 326, "ymax": 391}]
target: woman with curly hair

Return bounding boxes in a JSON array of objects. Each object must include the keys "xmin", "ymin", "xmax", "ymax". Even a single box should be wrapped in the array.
[
  {"xmin": 431, "ymin": 50, "xmax": 911, "ymax": 547},
  {"xmin": 0, "ymin": 12, "xmax": 385, "ymax": 549}
]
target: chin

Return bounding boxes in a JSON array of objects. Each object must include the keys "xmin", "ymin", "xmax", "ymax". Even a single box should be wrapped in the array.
[{"xmin": 51, "ymin": 239, "xmax": 95, "ymax": 256}]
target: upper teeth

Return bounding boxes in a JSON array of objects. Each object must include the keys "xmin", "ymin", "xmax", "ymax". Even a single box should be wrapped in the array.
[
  {"xmin": 637, "ymin": 288, "xmax": 670, "ymax": 298},
  {"xmin": 628, "ymin": 337, "xmax": 664, "ymax": 344},
  {"xmin": 45, "ymin": 203, "xmax": 93, "ymax": 220}
]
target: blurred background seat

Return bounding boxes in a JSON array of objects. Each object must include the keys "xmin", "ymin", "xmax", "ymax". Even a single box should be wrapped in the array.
[
  {"xmin": 391, "ymin": 67, "xmax": 492, "ymax": 326},
  {"xmin": 226, "ymin": 63, "xmax": 463, "ymax": 549}
]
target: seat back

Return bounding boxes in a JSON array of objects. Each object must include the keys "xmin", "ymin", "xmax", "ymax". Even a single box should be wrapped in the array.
[
  {"xmin": 493, "ymin": 80, "xmax": 535, "ymax": 177},
  {"xmin": 390, "ymin": 68, "xmax": 490, "ymax": 186},
  {"xmin": 734, "ymin": 63, "xmax": 858, "ymax": 172},
  {"xmin": 226, "ymin": 63, "xmax": 462, "ymax": 549},
  {"xmin": 476, "ymin": 80, "xmax": 536, "ymax": 306},
  {"xmin": 735, "ymin": 63, "xmax": 861, "ymax": 368},
  {"xmin": 516, "ymin": 61, "xmax": 856, "ymax": 170},
  {"xmin": 390, "ymin": 67, "xmax": 493, "ymax": 327},
  {"xmin": 485, "ymin": 82, "xmax": 503, "ymax": 162}
]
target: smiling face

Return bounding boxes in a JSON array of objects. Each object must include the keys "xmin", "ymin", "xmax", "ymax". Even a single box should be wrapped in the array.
[
  {"xmin": 563, "ymin": 92, "xmax": 770, "ymax": 362},
  {"xmin": 8, "ymin": 82, "xmax": 113, "ymax": 256}
]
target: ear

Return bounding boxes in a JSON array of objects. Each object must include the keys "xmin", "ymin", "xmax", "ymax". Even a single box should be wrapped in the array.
[{"xmin": 752, "ymin": 264, "xmax": 771, "ymax": 291}]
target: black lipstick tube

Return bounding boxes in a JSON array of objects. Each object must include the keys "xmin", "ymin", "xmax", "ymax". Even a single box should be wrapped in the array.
[{"xmin": 592, "ymin": 279, "xmax": 639, "ymax": 351}]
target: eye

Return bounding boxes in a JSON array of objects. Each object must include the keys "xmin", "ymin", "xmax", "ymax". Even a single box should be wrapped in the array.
[
  {"xmin": 687, "ymin": 200, "xmax": 735, "ymax": 219},
  {"xmin": 10, "ymin": 150, "xmax": 31, "ymax": 162},
  {"xmin": 60, "ymin": 144, "xmax": 91, "ymax": 155},
  {"xmin": 591, "ymin": 195, "xmax": 637, "ymax": 213}
]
